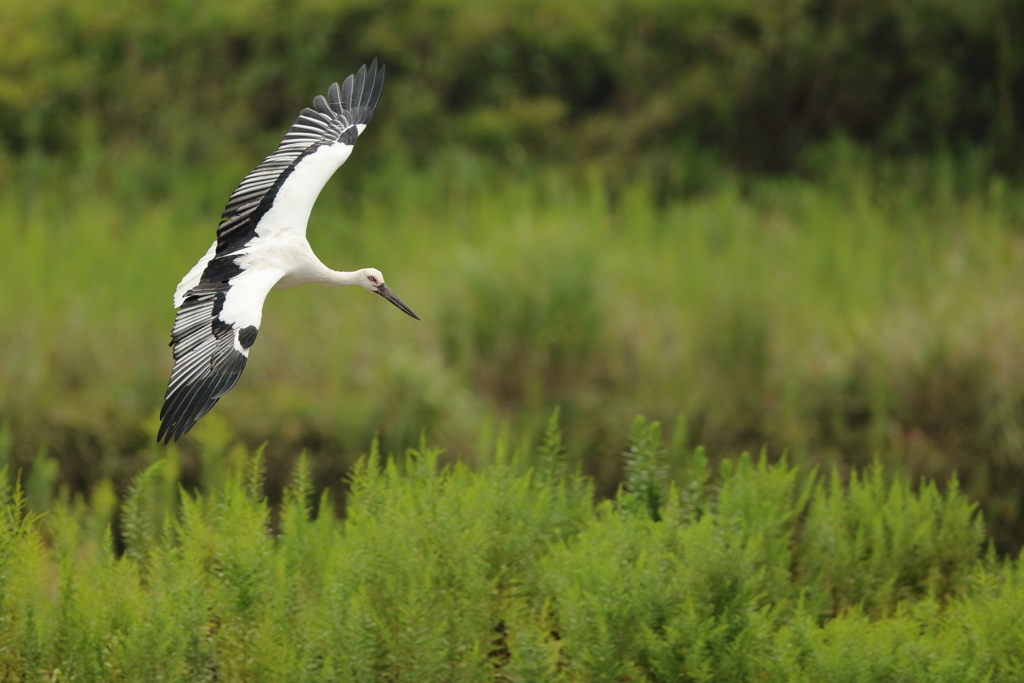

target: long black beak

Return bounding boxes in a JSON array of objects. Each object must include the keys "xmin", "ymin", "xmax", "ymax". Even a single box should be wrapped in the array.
[{"xmin": 376, "ymin": 283, "xmax": 420, "ymax": 320}]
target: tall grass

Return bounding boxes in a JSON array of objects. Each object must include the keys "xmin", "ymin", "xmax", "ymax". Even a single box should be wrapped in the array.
[
  {"xmin": 0, "ymin": 418, "xmax": 1017, "ymax": 681},
  {"xmin": 3, "ymin": 152, "xmax": 1024, "ymax": 546}
]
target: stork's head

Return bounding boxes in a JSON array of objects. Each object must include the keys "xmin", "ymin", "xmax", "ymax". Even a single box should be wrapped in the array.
[{"xmin": 358, "ymin": 268, "xmax": 420, "ymax": 320}]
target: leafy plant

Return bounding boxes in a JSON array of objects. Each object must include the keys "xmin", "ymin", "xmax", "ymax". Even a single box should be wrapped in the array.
[{"xmin": 0, "ymin": 420, "xmax": 1009, "ymax": 681}]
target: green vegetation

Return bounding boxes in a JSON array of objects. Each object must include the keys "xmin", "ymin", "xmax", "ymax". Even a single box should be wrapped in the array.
[
  {"xmin": 2, "ymin": 417, "xmax": 1021, "ymax": 681},
  {"xmin": 4, "ymin": 0, "xmax": 1024, "ymax": 544},
  {"xmin": 2, "ymin": 0, "xmax": 1022, "ymax": 180},
  {"xmin": 5, "ymin": 153, "xmax": 1024, "ymax": 549},
  {"xmin": 4, "ymin": 0, "xmax": 1024, "ymax": 677}
]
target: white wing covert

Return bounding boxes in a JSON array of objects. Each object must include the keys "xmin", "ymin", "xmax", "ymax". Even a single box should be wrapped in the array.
[{"xmin": 216, "ymin": 59, "xmax": 385, "ymax": 255}]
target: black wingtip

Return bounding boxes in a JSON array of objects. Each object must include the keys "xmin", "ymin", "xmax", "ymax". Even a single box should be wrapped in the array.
[
  {"xmin": 341, "ymin": 73, "xmax": 354, "ymax": 111},
  {"xmin": 352, "ymin": 63, "xmax": 368, "ymax": 109},
  {"xmin": 158, "ymin": 346, "xmax": 249, "ymax": 445},
  {"xmin": 333, "ymin": 59, "xmax": 386, "ymax": 127},
  {"xmin": 156, "ymin": 412, "xmax": 181, "ymax": 444},
  {"xmin": 366, "ymin": 63, "xmax": 385, "ymax": 124},
  {"xmin": 327, "ymin": 82, "xmax": 342, "ymax": 115},
  {"xmin": 313, "ymin": 94, "xmax": 332, "ymax": 116}
]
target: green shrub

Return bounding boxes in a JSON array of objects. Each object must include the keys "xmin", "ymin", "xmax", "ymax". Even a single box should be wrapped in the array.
[
  {"xmin": 0, "ymin": 417, "xmax": 1012, "ymax": 681},
  {"xmin": 796, "ymin": 465, "xmax": 984, "ymax": 618}
]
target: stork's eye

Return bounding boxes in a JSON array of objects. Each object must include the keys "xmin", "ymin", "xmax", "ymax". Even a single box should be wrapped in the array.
[{"xmin": 368, "ymin": 275, "xmax": 377, "ymax": 284}]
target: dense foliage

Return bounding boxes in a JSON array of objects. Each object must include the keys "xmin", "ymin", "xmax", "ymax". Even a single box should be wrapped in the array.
[
  {"xmin": 5, "ymin": 156, "xmax": 1024, "ymax": 549},
  {"xmin": 2, "ymin": 417, "xmax": 1017, "ymax": 682},
  {"xmin": 5, "ymin": 0, "xmax": 1024, "ymax": 566},
  {"xmin": 4, "ymin": 6, "xmax": 1024, "ymax": 677},
  {"xmin": 1, "ymin": 0, "xmax": 1023, "ymax": 181}
]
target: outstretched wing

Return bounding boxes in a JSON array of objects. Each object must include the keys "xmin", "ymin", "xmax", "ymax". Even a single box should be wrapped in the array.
[
  {"xmin": 158, "ymin": 256, "xmax": 281, "ymax": 443},
  {"xmin": 216, "ymin": 59, "xmax": 385, "ymax": 255}
]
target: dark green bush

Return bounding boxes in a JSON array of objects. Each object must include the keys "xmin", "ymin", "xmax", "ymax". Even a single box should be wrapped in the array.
[{"xmin": 2, "ymin": 0, "xmax": 1022, "ymax": 179}]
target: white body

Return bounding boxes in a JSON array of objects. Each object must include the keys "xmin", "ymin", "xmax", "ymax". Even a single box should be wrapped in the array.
[{"xmin": 174, "ymin": 142, "xmax": 368, "ymax": 335}]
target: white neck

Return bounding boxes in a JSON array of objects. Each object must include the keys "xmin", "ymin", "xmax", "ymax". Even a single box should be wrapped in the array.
[
  {"xmin": 321, "ymin": 269, "xmax": 366, "ymax": 287},
  {"xmin": 267, "ymin": 245, "xmax": 371, "ymax": 291}
]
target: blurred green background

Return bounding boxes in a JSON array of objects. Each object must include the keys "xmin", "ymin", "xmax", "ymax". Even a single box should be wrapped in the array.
[{"xmin": 4, "ymin": 0, "xmax": 1024, "ymax": 549}]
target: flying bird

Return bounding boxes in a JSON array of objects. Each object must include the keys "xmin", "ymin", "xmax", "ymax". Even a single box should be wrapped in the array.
[{"xmin": 158, "ymin": 59, "xmax": 417, "ymax": 443}]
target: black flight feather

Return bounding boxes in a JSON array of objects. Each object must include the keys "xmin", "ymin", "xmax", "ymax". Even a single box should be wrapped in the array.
[{"xmin": 214, "ymin": 61, "xmax": 385, "ymax": 256}]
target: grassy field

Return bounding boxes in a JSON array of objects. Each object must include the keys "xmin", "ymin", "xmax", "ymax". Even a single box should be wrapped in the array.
[
  {"xmin": 2, "ymin": 420, "xmax": 1022, "ymax": 681},
  {"xmin": 4, "ymin": 151, "xmax": 1024, "ymax": 547}
]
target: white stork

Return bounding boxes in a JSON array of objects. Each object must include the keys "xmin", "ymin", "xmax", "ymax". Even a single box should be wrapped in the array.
[{"xmin": 158, "ymin": 59, "xmax": 418, "ymax": 444}]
